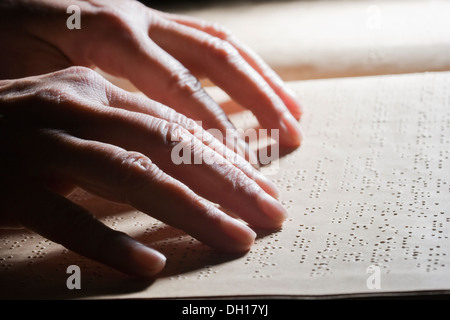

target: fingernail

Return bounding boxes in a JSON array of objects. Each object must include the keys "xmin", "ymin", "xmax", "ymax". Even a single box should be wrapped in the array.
[
  {"xmin": 283, "ymin": 86, "xmax": 303, "ymax": 120},
  {"xmin": 221, "ymin": 217, "xmax": 256, "ymax": 252},
  {"xmin": 279, "ymin": 111, "xmax": 303, "ymax": 147},
  {"xmin": 257, "ymin": 192, "xmax": 288, "ymax": 226},
  {"xmin": 254, "ymin": 173, "xmax": 280, "ymax": 199},
  {"xmin": 130, "ymin": 244, "xmax": 166, "ymax": 277}
]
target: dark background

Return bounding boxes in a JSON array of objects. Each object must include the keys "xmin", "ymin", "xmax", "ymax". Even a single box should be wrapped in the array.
[{"xmin": 139, "ymin": 0, "xmax": 300, "ymax": 11}]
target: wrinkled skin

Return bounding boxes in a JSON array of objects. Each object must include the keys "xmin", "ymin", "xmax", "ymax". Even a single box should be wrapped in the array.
[{"xmin": 0, "ymin": 0, "xmax": 303, "ymax": 277}]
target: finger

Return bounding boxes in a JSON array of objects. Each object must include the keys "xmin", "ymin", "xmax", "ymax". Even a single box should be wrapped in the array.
[
  {"xmin": 0, "ymin": 70, "xmax": 286, "ymax": 227},
  {"xmin": 106, "ymin": 90, "xmax": 279, "ymax": 199},
  {"xmin": 46, "ymin": 115, "xmax": 285, "ymax": 228},
  {"xmin": 149, "ymin": 16, "xmax": 303, "ymax": 147},
  {"xmin": 71, "ymin": 108, "xmax": 287, "ymax": 228},
  {"xmin": 160, "ymin": 13, "xmax": 304, "ymax": 121},
  {"xmin": 4, "ymin": 129, "xmax": 257, "ymax": 252},
  {"xmin": 2, "ymin": 175, "xmax": 166, "ymax": 278},
  {"xmin": 88, "ymin": 27, "xmax": 258, "ymax": 164}
]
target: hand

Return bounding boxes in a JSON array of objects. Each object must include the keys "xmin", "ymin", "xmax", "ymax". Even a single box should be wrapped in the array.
[{"xmin": 0, "ymin": 0, "xmax": 303, "ymax": 277}]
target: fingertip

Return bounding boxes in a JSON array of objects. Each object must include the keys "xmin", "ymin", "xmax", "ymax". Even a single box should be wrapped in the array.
[
  {"xmin": 256, "ymin": 192, "xmax": 288, "ymax": 228},
  {"xmin": 283, "ymin": 86, "xmax": 304, "ymax": 121},
  {"xmin": 128, "ymin": 243, "xmax": 167, "ymax": 278},
  {"xmin": 115, "ymin": 237, "xmax": 166, "ymax": 278},
  {"xmin": 220, "ymin": 216, "xmax": 256, "ymax": 253}
]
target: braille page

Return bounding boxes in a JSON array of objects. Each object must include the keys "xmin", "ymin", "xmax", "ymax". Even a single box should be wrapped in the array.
[{"xmin": 1, "ymin": 72, "xmax": 450, "ymax": 299}]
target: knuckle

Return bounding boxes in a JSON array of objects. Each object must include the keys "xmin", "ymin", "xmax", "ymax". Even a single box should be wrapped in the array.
[
  {"xmin": 160, "ymin": 120, "xmax": 204, "ymax": 164},
  {"xmin": 116, "ymin": 150, "xmax": 154, "ymax": 180},
  {"xmin": 118, "ymin": 151, "xmax": 153, "ymax": 171},
  {"xmin": 94, "ymin": 7, "xmax": 137, "ymax": 40},
  {"xmin": 168, "ymin": 67, "xmax": 203, "ymax": 97},
  {"xmin": 96, "ymin": 8, "xmax": 127, "ymax": 27},
  {"xmin": 207, "ymin": 37, "xmax": 240, "ymax": 64},
  {"xmin": 112, "ymin": 151, "xmax": 159, "ymax": 202},
  {"xmin": 161, "ymin": 121, "xmax": 191, "ymax": 146},
  {"xmin": 203, "ymin": 21, "xmax": 233, "ymax": 40},
  {"xmin": 166, "ymin": 110, "xmax": 198, "ymax": 132},
  {"xmin": 61, "ymin": 66, "xmax": 105, "ymax": 88},
  {"xmin": 35, "ymin": 67, "xmax": 104, "ymax": 102},
  {"xmin": 50, "ymin": 67, "xmax": 110, "ymax": 105},
  {"xmin": 64, "ymin": 65, "xmax": 96, "ymax": 77}
]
